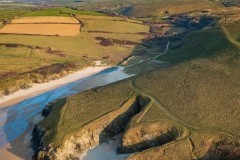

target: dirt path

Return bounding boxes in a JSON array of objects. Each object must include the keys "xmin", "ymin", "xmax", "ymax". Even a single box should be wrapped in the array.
[
  {"xmin": 153, "ymin": 41, "xmax": 170, "ymax": 59},
  {"xmin": 221, "ymin": 24, "xmax": 240, "ymax": 48},
  {"xmin": 130, "ymin": 79, "xmax": 238, "ymax": 139}
]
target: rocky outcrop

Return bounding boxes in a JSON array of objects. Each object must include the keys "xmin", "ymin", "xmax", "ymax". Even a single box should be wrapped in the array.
[
  {"xmin": 33, "ymin": 96, "xmax": 149, "ymax": 160},
  {"xmin": 203, "ymin": 141, "xmax": 240, "ymax": 160},
  {"xmin": 31, "ymin": 124, "xmax": 46, "ymax": 156},
  {"xmin": 117, "ymin": 122, "xmax": 180, "ymax": 154},
  {"xmin": 41, "ymin": 101, "xmax": 56, "ymax": 117}
]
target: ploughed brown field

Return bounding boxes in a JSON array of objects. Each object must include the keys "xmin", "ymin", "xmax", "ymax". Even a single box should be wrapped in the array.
[{"xmin": 0, "ymin": 16, "xmax": 81, "ymax": 36}]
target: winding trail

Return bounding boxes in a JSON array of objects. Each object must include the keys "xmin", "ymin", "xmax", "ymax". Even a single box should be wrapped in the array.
[
  {"xmin": 154, "ymin": 41, "xmax": 170, "ymax": 59},
  {"xmin": 124, "ymin": 41, "xmax": 170, "ymax": 68},
  {"xmin": 130, "ymin": 79, "xmax": 238, "ymax": 139}
]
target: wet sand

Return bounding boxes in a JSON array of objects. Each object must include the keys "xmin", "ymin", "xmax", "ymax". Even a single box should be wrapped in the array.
[
  {"xmin": 0, "ymin": 66, "xmax": 133, "ymax": 160},
  {"xmin": 0, "ymin": 114, "xmax": 42, "ymax": 160},
  {"xmin": 81, "ymin": 134, "xmax": 131, "ymax": 160},
  {"xmin": 0, "ymin": 66, "xmax": 108, "ymax": 109},
  {"xmin": 0, "ymin": 67, "xmax": 108, "ymax": 160}
]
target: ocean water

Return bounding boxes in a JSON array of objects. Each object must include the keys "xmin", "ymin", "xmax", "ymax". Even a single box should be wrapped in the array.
[{"xmin": 0, "ymin": 67, "xmax": 133, "ymax": 147}]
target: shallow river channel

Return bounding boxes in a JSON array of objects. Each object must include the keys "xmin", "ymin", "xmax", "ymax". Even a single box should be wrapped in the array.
[{"xmin": 0, "ymin": 66, "xmax": 134, "ymax": 159}]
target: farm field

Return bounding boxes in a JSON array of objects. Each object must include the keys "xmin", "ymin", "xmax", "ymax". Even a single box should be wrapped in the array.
[
  {"xmin": 11, "ymin": 16, "xmax": 79, "ymax": 23},
  {"xmin": 0, "ymin": 24, "xmax": 80, "ymax": 36},
  {"xmin": 0, "ymin": 16, "xmax": 81, "ymax": 36},
  {"xmin": 0, "ymin": 14, "xmax": 148, "ymax": 57},
  {"xmin": 0, "ymin": 8, "xmax": 149, "ymax": 96}
]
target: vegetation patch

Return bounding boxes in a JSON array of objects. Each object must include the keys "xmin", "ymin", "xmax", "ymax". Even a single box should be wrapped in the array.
[
  {"xmin": 39, "ymin": 80, "xmax": 136, "ymax": 146},
  {"xmin": 21, "ymin": 8, "xmax": 103, "ymax": 17}
]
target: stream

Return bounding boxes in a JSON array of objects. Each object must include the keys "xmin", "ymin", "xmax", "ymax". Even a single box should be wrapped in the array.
[{"xmin": 0, "ymin": 66, "xmax": 133, "ymax": 159}]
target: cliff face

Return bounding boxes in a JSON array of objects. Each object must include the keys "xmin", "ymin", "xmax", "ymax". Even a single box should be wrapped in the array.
[
  {"xmin": 33, "ymin": 96, "xmax": 148, "ymax": 160},
  {"xmin": 117, "ymin": 122, "xmax": 180, "ymax": 154}
]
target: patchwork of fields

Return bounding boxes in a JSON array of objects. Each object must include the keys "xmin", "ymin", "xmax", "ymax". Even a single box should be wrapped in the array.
[
  {"xmin": 0, "ymin": 16, "xmax": 81, "ymax": 36},
  {"xmin": 0, "ymin": 8, "xmax": 149, "ymax": 96}
]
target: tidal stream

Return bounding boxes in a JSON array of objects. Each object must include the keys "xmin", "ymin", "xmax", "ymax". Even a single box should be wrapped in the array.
[{"xmin": 0, "ymin": 66, "xmax": 133, "ymax": 159}]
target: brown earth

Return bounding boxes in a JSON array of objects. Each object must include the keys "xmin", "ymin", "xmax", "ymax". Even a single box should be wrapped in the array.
[{"xmin": 0, "ymin": 24, "xmax": 80, "ymax": 36}]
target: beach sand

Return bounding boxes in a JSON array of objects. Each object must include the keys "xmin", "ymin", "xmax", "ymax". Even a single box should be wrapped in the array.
[
  {"xmin": 0, "ymin": 66, "xmax": 109, "ymax": 160},
  {"xmin": 0, "ymin": 66, "xmax": 108, "ymax": 109}
]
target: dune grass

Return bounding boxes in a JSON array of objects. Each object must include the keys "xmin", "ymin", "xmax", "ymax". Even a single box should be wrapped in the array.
[
  {"xmin": 0, "ymin": 45, "xmax": 88, "ymax": 94},
  {"xmin": 0, "ymin": 45, "xmax": 72, "ymax": 74}
]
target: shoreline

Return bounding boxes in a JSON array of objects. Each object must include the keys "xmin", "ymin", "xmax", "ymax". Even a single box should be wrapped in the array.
[{"xmin": 0, "ymin": 66, "xmax": 109, "ymax": 109}]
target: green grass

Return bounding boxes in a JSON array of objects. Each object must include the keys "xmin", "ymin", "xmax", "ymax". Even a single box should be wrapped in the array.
[
  {"xmin": 222, "ymin": 22, "xmax": 240, "ymax": 47},
  {"xmin": 21, "ymin": 8, "xmax": 104, "ymax": 17},
  {"xmin": 157, "ymin": 28, "xmax": 232, "ymax": 64},
  {"xmin": 0, "ymin": 8, "xmax": 30, "ymax": 22},
  {"xmin": 0, "ymin": 45, "xmax": 72, "ymax": 73},
  {"xmin": 0, "ymin": 14, "xmax": 148, "ymax": 62},
  {"xmin": 39, "ymin": 80, "xmax": 136, "ymax": 146},
  {"xmin": 0, "ymin": 45, "xmax": 89, "ymax": 94},
  {"xmin": 136, "ymin": 27, "xmax": 240, "ymax": 135},
  {"xmin": 0, "ymin": 3, "xmax": 36, "ymax": 7}
]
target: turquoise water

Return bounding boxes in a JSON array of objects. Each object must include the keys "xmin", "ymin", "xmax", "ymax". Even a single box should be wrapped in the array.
[{"xmin": 0, "ymin": 67, "xmax": 133, "ymax": 148}]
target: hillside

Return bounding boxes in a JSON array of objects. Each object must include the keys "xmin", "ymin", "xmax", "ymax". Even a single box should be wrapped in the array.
[{"xmin": 34, "ymin": 22, "xmax": 240, "ymax": 159}]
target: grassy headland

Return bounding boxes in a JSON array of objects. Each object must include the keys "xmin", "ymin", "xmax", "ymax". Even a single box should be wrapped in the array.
[{"xmin": 37, "ymin": 25, "xmax": 240, "ymax": 159}]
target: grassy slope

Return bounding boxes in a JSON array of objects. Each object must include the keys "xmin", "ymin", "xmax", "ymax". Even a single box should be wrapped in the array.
[
  {"xmin": 0, "ymin": 45, "xmax": 73, "ymax": 73},
  {"xmin": 39, "ymin": 26, "xmax": 240, "ymax": 158},
  {"xmin": 128, "ymin": 26, "xmax": 240, "ymax": 159},
  {"xmin": 21, "ymin": 8, "xmax": 104, "ymax": 17},
  {"xmin": 157, "ymin": 28, "xmax": 232, "ymax": 63},
  {"xmin": 40, "ymin": 80, "xmax": 136, "ymax": 146},
  {"xmin": 222, "ymin": 22, "xmax": 240, "ymax": 47},
  {"xmin": 0, "ymin": 45, "xmax": 88, "ymax": 93},
  {"xmin": 137, "ymin": 28, "xmax": 240, "ymax": 134}
]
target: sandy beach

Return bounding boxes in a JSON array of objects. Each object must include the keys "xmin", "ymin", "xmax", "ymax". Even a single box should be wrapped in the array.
[
  {"xmin": 0, "ymin": 66, "xmax": 109, "ymax": 160},
  {"xmin": 0, "ymin": 66, "xmax": 108, "ymax": 109}
]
